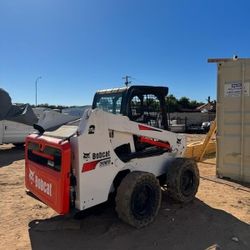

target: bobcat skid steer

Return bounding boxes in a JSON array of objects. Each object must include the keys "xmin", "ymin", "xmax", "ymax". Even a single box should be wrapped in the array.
[{"xmin": 25, "ymin": 85, "xmax": 199, "ymax": 228}]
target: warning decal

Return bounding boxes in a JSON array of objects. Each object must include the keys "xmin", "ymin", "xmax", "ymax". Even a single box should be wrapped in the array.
[{"xmin": 224, "ymin": 81, "xmax": 250, "ymax": 97}]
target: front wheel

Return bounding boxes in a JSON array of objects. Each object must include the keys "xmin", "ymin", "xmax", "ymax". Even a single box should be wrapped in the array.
[
  {"xmin": 166, "ymin": 158, "xmax": 199, "ymax": 203},
  {"xmin": 115, "ymin": 171, "xmax": 161, "ymax": 228}
]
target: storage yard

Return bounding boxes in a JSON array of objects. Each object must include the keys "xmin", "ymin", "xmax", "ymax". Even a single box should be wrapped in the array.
[
  {"xmin": 1, "ymin": 59, "xmax": 250, "ymax": 250},
  {"xmin": 0, "ymin": 138, "xmax": 249, "ymax": 250},
  {"xmin": 2, "ymin": 1, "xmax": 250, "ymax": 249}
]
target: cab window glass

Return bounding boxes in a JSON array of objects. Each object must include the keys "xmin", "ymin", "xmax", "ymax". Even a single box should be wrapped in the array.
[
  {"xmin": 96, "ymin": 94, "xmax": 122, "ymax": 114},
  {"xmin": 130, "ymin": 94, "xmax": 162, "ymax": 128}
]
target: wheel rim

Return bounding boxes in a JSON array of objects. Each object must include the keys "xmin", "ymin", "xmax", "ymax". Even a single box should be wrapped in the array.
[
  {"xmin": 180, "ymin": 169, "xmax": 195, "ymax": 196},
  {"xmin": 131, "ymin": 183, "xmax": 156, "ymax": 219}
]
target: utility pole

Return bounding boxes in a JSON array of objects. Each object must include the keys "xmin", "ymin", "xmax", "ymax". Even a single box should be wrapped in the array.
[
  {"xmin": 35, "ymin": 76, "xmax": 42, "ymax": 106},
  {"xmin": 122, "ymin": 75, "xmax": 132, "ymax": 87}
]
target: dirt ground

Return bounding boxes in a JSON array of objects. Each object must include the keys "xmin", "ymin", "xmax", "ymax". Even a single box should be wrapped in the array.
[{"xmin": 0, "ymin": 138, "xmax": 249, "ymax": 250}]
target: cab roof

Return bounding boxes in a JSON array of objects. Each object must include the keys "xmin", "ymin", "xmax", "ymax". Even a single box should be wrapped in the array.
[{"xmin": 95, "ymin": 85, "xmax": 168, "ymax": 96}]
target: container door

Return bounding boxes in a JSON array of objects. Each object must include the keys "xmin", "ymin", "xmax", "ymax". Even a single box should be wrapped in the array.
[{"xmin": 217, "ymin": 60, "xmax": 250, "ymax": 183}]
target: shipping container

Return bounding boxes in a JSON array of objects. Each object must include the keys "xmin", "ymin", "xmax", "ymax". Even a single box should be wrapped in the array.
[{"xmin": 208, "ymin": 58, "xmax": 250, "ymax": 183}]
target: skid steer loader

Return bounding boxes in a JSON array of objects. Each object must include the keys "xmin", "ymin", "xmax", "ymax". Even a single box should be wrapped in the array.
[{"xmin": 25, "ymin": 85, "xmax": 199, "ymax": 228}]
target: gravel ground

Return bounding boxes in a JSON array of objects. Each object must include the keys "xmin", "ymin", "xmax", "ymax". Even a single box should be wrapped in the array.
[{"xmin": 0, "ymin": 140, "xmax": 249, "ymax": 250}]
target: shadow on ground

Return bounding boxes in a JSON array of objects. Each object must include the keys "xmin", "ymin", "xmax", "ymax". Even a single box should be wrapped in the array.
[
  {"xmin": 0, "ymin": 145, "xmax": 24, "ymax": 167},
  {"xmin": 28, "ymin": 198, "xmax": 250, "ymax": 250}
]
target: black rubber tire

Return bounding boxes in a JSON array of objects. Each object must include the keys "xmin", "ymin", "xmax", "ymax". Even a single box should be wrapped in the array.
[
  {"xmin": 115, "ymin": 171, "xmax": 161, "ymax": 228},
  {"xmin": 166, "ymin": 158, "xmax": 199, "ymax": 203}
]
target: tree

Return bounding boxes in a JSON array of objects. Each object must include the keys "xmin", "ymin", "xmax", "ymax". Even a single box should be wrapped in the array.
[
  {"xmin": 189, "ymin": 100, "xmax": 199, "ymax": 109},
  {"xmin": 166, "ymin": 94, "xmax": 205, "ymax": 112},
  {"xmin": 178, "ymin": 97, "xmax": 190, "ymax": 109},
  {"xmin": 166, "ymin": 94, "xmax": 178, "ymax": 112}
]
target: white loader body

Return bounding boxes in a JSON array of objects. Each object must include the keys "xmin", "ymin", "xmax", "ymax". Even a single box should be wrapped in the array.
[
  {"xmin": 70, "ymin": 109, "xmax": 186, "ymax": 210},
  {"xmin": 25, "ymin": 85, "xmax": 198, "ymax": 229}
]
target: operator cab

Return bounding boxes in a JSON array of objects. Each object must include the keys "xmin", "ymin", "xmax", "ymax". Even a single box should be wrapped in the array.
[{"xmin": 92, "ymin": 85, "xmax": 169, "ymax": 130}]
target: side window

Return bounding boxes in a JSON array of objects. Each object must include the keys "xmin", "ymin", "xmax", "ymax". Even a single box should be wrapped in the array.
[
  {"xmin": 129, "ymin": 94, "xmax": 162, "ymax": 128},
  {"xmin": 96, "ymin": 95, "xmax": 122, "ymax": 114},
  {"xmin": 130, "ymin": 95, "xmax": 143, "ymax": 122},
  {"xmin": 96, "ymin": 96, "xmax": 113, "ymax": 112},
  {"xmin": 115, "ymin": 96, "xmax": 122, "ymax": 114}
]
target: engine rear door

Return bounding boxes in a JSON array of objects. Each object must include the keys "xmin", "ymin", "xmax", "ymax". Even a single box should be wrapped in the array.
[{"xmin": 25, "ymin": 134, "xmax": 71, "ymax": 214}]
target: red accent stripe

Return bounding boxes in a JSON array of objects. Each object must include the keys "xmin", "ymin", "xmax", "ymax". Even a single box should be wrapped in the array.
[
  {"xmin": 82, "ymin": 160, "xmax": 99, "ymax": 172},
  {"xmin": 82, "ymin": 157, "xmax": 111, "ymax": 173},
  {"xmin": 138, "ymin": 124, "xmax": 161, "ymax": 132},
  {"xmin": 31, "ymin": 150, "xmax": 54, "ymax": 161},
  {"xmin": 139, "ymin": 136, "xmax": 171, "ymax": 150}
]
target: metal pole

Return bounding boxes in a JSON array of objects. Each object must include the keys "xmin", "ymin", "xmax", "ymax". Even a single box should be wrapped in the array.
[
  {"xmin": 35, "ymin": 76, "xmax": 42, "ymax": 106},
  {"xmin": 122, "ymin": 75, "xmax": 131, "ymax": 87},
  {"xmin": 35, "ymin": 80, "xmax": 37, "ymax": 106}
]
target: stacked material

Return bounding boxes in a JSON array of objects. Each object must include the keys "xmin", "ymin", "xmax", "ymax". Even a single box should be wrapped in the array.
[
  {"xmin": 0, "ymin": 88, "xmax": 38, "ymax": 126},
  {"xmin": 0, "ymin": 88, "xmax": 80, "ymax": 145}
]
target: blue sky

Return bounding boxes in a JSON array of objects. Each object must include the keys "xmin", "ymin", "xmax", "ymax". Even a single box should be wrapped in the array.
[{"xmin": 0, "ymin": 0, "xmax": 249, "ymax": 106}]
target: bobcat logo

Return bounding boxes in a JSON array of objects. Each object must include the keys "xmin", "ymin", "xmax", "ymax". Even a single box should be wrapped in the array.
[
  {"xmin": 177, "ymin": 138, "xmax": 182, "ymax": 145},
  {"xmin": 29, "ymin": 169, "xmax": 35, "ymax": 183},
  {"xmin": 83, "ymin": 152, "xmax": 91, "ymax": 160}
]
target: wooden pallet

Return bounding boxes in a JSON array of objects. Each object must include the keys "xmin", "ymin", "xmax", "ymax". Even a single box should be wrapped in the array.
[{"xmin": 184, "ymin": 121, "xmax": 217, "ymax": 161}]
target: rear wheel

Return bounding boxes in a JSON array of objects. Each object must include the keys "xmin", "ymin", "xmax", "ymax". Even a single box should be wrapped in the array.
[
  {"xmin": 166, "ymin": 158, "xmax": 199, "ymax": 203},
  {"xmin": 115, "ymin": 171, "xmax": 161, "ymax": 228}
]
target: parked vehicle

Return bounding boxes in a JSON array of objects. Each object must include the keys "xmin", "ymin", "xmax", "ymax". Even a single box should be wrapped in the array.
[
  {"xmin": 25, "ymin": 85, "xmax": 200, "ymax": 228},
  {"xmin": 0, "ymin": 120, "xmax": 34, "ymax": 146}
]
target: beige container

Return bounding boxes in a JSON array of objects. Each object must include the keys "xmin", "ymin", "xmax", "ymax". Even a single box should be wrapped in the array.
[{"xmin": 209, "ymin": 58, "xmax": 250, "ymax": 183}]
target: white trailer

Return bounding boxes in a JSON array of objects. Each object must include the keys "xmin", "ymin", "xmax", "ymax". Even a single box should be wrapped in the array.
[
  {"xmin": 0, "ymin": 110, "xmax": 79, "ymax": 146},
  {"xmin": 0, "ymin": 88, "xmax": 80, "ymax": 146},
  {"xmin": 0, "ymin": 120, "xmax": 34, "ymax": 146}
]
